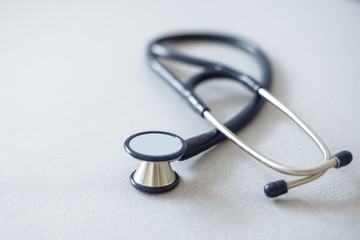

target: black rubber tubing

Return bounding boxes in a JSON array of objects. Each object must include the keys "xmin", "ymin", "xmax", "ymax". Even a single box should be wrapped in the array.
[{"xmin": 147, "ymin": 33, "xmax": 272, "ymax": 160}]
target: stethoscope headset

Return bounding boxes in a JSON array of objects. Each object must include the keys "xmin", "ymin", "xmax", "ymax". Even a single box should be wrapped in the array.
[{"xmin": 124, "ymin": 33, "xmax": 352, "ymax": 198}]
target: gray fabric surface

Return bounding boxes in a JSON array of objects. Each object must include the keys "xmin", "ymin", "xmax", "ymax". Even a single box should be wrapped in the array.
[{"xmin": 1, "ymin": 0, "xmax": 360, "ymax": 239}]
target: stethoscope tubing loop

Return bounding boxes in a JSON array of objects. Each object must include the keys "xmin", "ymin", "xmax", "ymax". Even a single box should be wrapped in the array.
[{"xmin": 147, "ymin": 32, "xmax": 272, "ymax": 160}]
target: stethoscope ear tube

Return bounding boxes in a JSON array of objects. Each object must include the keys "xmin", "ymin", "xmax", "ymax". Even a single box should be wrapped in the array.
[
  {"xmin": 203, "ymin": 88, "xmax": 353, "ymax": 197},
  {"xmin": 264, "ymin": 151, "xmax": 352, "ymax": 198}
]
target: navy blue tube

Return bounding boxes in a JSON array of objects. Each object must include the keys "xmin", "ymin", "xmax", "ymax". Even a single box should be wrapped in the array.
[{"xmin": 147, "ymin": 33, "xmax": 272, "ymax": 160}]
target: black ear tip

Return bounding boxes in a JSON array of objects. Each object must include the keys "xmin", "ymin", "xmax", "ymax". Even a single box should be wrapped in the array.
[
  {"xmin": 333, "ymin": 150, "xmax": 353, "ymax": 168},
  {"xmin": 264, "ymin": 180, "xmax": 288, "ymax": 198}
]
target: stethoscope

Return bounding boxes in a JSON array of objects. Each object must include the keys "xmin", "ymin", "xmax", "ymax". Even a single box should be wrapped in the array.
[{"xmin": 124, "ymin": 33, "xmax": 352, "ymax": 198}]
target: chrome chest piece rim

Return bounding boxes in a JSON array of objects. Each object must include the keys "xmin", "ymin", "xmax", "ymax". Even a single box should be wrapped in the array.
[{"xmin": 124, "ymin": 131, "xmax": 187, "ymax": 193}]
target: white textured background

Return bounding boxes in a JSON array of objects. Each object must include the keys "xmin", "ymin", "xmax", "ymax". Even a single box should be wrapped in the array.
[{"xmin": 1, "ymin": 0, "xmax": 360, "ymax": 239}]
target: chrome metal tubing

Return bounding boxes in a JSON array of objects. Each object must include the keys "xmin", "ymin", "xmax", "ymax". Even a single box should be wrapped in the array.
[{"xmin": 203, "ymin": 88, "xmax": 337, "ymax": 189}]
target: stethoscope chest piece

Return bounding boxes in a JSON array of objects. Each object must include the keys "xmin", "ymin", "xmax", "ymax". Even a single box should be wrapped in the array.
[{"xmin": 124, "ymin": 131, "xmax": 187, "ymax": 193}]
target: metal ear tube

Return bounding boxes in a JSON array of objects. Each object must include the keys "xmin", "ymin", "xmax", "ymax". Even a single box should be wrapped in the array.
[
  {"xmin": 202, "ymin": 88, "xmax": 353, "ymax": 197},
  {"xmin": 264, "ymin": 150, "xmax": 353, "ymax": 198}
]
